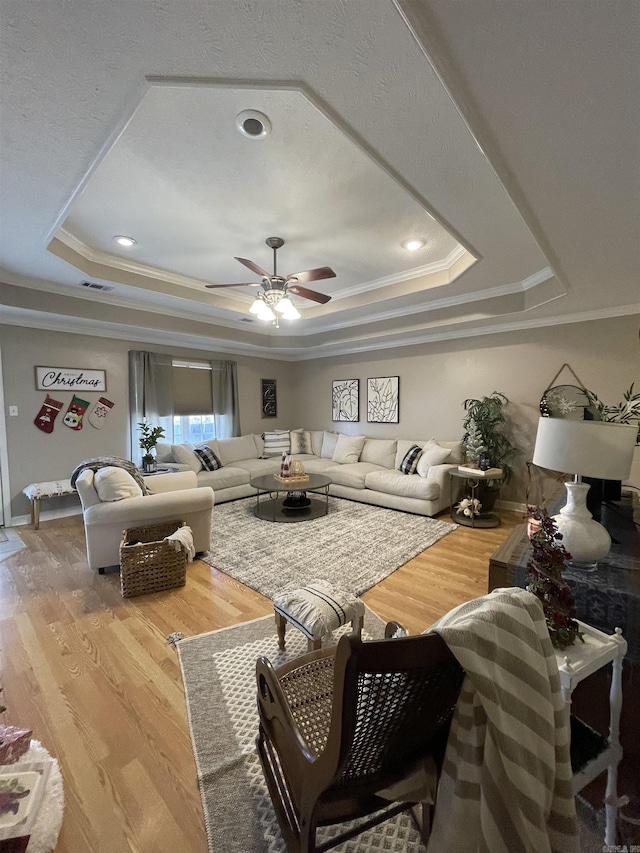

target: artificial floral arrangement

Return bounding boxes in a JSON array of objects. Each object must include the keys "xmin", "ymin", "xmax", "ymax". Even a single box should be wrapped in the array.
[
  {"xmin": 526, "ymin": 506, "xmax": 584, "ymax": 649},
  {"xmin": 455, "ymin": 496, "xmax": 482, "ymax": 518}
]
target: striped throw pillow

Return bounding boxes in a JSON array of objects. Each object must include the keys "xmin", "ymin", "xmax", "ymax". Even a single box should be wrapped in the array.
[
  {"xmin": 193, "ymin": 445, "xmax": 222, "ymax": 471},
  {"xmin": 262, "ymin": 430, "xmax": 291, "ymax": 456},
  {"xmin": 399, "ymin": 443, "xmax": 423, "ymax": 475}
]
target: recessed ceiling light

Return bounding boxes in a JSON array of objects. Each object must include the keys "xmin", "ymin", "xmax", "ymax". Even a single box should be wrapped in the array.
[
  {"xmin": 113, "ymin": 235, "xmax": 136, "ymax": 247},
  {"xmin": 401, "ymin": 238, "xmax": 425, "ymax": 251},
  {"xmin": 236, "ymin": 110, "xmax": 271, "ymax": 139}
]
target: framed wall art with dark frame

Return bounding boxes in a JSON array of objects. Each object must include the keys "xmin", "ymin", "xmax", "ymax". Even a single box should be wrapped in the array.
[
  {"xmin": 332, "ymin": 379, "xmax": 359, "ymax": 422},
  {"xmin": 367, "ymin": 376, "xmax": 399, "ymax": 423},
  {"xmin": 261, "ymin": 378, "xmax": 277, "ymax": 418}
]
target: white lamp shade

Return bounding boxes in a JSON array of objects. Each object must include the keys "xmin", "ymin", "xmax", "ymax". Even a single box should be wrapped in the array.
[{"xmin": 532, "ymin": 417, "xmax": 636, "ymax": 480}]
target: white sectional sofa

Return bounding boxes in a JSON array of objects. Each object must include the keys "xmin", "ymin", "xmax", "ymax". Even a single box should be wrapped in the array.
[{"xmin": 156, "ymin": 430, "xmax": 464, "ymax": 517}]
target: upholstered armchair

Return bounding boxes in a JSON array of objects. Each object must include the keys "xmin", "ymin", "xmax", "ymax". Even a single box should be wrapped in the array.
[{"xmin": 76, "ymin": 469, "xmax": 214, "ymax": 572}]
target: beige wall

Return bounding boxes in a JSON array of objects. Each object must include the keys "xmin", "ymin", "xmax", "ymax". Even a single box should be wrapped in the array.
[
  {"xmin": 290, "ymin": 314, "xmax": 640, "ymax": 503},
  {"xmin": 0, "ymin": 326, "xmax": 293, "ymax": 519},
  {"xmin": 2, "ymin": 314, "xmax": 638, "ymax": 520}
]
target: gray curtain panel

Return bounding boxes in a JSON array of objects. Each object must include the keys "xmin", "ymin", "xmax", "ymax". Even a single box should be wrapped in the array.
[
  {"xmin": 210, "ymin": 360, "xmax": 240, "ymax": 438},
  {"xmin": 128, "ymin": 351, "xmax": 174, "ymax": 460}
]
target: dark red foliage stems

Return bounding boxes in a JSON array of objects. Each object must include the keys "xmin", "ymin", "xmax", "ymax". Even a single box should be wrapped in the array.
[{"xmin": 526, "ymin": 506, "xmax": 584, "ymax": 649}]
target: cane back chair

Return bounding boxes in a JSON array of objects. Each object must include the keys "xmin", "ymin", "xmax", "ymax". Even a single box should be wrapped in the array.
[{"xmin": 255, "ymin": 624, "xmax": 464, "ymax": 853}]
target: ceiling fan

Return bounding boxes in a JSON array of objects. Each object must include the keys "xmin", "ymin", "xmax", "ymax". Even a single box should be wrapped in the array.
[{"xmin": 206, "ymin": 237, "xmax": 335, "ymax": 325}]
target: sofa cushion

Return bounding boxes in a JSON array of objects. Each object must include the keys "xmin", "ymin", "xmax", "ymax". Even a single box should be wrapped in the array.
[
  {"xmin": 196, "ymin": 466, "xmax": 251, "ymax": 490},
  {"xmin": 290, "ymin": 429, "xmax": 312, "ymax": 455},
  {"xmin": 262, "ymin": 430, "xmax": 290, "ymax": 457},
  {"xmin": 233, "ymin": 457, "xmax": 282, "ymax": 476},
  {"xmin": 439, "ymin": 440, "xmax": 464, "ymax": 464},
  {"xmin": 94, "ymin": 467, "xmax": 143, "ymax": 502},
  {"xmin": 310, "ymin": 430, "xmax": 325, "ymax": 457},
  {"xmin": 253, "ymin": 433, "xmax": 265, "ymax": 456},
  {"xmin": 332, "ymin": 434, "xmax": 366, "ymax": 464},
  {"xmin": 217, "ymin": 434, "xmax": 260, "ymax": 465},
  {"xmin": 155, "ymin": 440, "xmax": 174, "ymax": 463},
  {"xmin": 416, "ymin": 440, "xmax": 453, "ymax": 477},
  {"xmin": 399, "ymin": 444, "xmax": 423, "ymax": 475},
  {"xmin": 171, "ymin": 443, "xmax": 203, "ymax": 473},
  {"xmin": 295, "ymin": 458, "xmax": 339, "ymax": 475},
  {"xmin": 193, "ymin": 444, "xmax": 222, "ymax": 471},
  {"xmin": 360, "ymin": 438, "xmax": 397, "ymax": 469},
  {"xmin": 321, "ymin": 431, "xmax": 339, "ymax": 459},
  {"xmin": 365, "ymin": 469, "xmax": 440, "ymax": 501},
  {"xmin": 328, "ymin": 462, "xmax": 385, "ymax": 489}
]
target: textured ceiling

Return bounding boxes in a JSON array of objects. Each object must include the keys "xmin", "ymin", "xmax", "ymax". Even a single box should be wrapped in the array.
[{"xmin": 1, "ymin": 0, "xmax": 638, "ymax": 359}]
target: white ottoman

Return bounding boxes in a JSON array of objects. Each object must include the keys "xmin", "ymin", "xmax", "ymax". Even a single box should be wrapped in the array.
[{"xmin": 273, "ymin": 579, "xmax": 365, "ymax": 652}]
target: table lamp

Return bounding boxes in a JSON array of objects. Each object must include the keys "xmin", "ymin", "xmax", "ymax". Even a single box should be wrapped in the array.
[{"xmin": 532, "ymin": 417, "xmax": 636, "ymax": 570}]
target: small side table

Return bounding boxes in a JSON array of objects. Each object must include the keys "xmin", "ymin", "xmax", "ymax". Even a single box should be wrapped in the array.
[
  {"xmin": 555, "ymin": 621, "xmax": 627, "ymax": 847},
  {"xmin": 448, "ymin": 469, "xmax": 502, "ymax": 528}
]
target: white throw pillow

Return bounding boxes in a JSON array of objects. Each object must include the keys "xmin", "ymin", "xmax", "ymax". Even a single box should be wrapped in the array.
[
  {"xmin": 155, "ymin": 441, "xmax": 173, "ymax": 463},
  {"xmin": 310, "ymin": 430, "xmax": 325, "ymax": 457},
  {"xmin": 262, "ymin": 431, "xmax": 291, "ymax": 457},
  {"xmin": 217, "ymin": 435, "xmax": 259, "ymax": 465},
  {"xmin": 290, "ymin": 429, "xmax": 313, "ymax": 455},
  {"xmin": 416, "ymin": 440, "xmax": 452, "ymax": 477},
  {"xmin": 171, "ymin": 442, "xmax": 203, "ymax": 473},
  {"xmin": 94, "ymin": 467, "xmax": 143, "ymax": 502},
  {"xmin": 320, "ymin": 431, "xmax": 339, "ymax": 459},
  {"xmin": 332, "ymin": 434, "xmax": 366, "ymax": 464}
]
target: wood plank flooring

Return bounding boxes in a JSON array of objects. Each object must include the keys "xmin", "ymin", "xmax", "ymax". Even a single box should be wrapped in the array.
[{"xmin": 0, "ymin": 509, "xmax": 521, "ymax": 851}]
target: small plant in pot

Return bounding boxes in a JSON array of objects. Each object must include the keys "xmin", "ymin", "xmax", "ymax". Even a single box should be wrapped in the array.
[
  {"xmin": 461, "ymin": 391, "xmax": 516, "ymax": 511},
  {"xmin": 138, "ymin": 421, "xmax": 166, "ymax": 473}
]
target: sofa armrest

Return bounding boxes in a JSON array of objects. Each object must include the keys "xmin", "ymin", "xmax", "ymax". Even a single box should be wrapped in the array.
[
  {"xmin": 144, "ymin": 471, "xmax": 197, "ymax": 493},
  {"xmin": 426, "ymin": 463, "xmax": 463, "ymax": 502},
  {"xmin": 83, "ymin": 486, "xmax": 214, "ymax": 527},
  {"xmin": 159, "ymin": 462, "xmax": 191, "ymax": 473}
]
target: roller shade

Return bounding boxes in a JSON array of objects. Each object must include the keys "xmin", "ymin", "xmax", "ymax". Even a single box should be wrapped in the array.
[{"xmin": 172, "ymin": 365, "xmax": 213, "ymax": 415}]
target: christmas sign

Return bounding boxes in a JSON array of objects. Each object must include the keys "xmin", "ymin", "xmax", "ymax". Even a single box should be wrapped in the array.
[{"xmin": 35, "ymin": 366, "xmax": 106, "ymax": 392}]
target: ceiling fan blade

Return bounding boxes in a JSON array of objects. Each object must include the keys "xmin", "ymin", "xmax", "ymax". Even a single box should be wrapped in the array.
[
  {"xmin": 287, "ymin": 284, "xmax": 332, "ymax": 304},
  {"xmin": 235, "ymin": 257, "xmax": 271, "ymax": 278},
  {"xmin": 286, "ymin": 266, "xmax": 336, "ymax": 284},
  {"xmin": 205, "ymin": 282, "xmax": 259, "ymax": 288}
]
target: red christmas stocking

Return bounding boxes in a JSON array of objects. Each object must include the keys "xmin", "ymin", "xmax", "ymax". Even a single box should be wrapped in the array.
[
  {"xmin": 34, "ymin": 395, "xmax": 63, "ymax": 433},
  {"xmin": 88, "ymin": 397, "xmax": 114, "ymax": 429},
  {"xmin": 63, "ymin": 395, "xmax": 89, "ymax": 430}
]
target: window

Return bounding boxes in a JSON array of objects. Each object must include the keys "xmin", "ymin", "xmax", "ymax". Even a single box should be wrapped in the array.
[{"xmin": 171, "ymin": 360, "xmax": 215, "ymax": 443}]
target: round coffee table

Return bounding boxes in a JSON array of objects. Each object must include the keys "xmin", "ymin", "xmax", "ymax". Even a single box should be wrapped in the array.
[{"xmin": 250, "ymin": 473, "xmax": 332, "ymax": 523}]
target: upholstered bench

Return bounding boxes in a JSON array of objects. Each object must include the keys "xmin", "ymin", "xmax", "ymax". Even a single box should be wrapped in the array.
[
  {"xmin": 273, "ymin": 579, "xmax": 364, "ymax": 652},
  {"xmin": 23, "ymin": 479, "xmax": 76, "ymax": 529}
]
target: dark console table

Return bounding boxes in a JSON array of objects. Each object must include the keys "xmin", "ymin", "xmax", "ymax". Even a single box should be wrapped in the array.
[{"xmin": 489, "ymin": 492, "xmax": 640, "ymax": 662}]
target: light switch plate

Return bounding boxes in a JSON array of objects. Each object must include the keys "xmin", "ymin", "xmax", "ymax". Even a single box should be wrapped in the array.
[{"xmin": 9, "ymin": 406, "xmax": 18, "ymax": 416}]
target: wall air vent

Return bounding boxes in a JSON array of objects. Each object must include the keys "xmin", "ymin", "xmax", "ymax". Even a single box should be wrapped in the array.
[
  {"xmin": 81, "ymin": 281, "xmax": 113, "ymax": 292},
  {"xmin": 240, "ymin": 317, "xmax": 254, "ymax": 322}
]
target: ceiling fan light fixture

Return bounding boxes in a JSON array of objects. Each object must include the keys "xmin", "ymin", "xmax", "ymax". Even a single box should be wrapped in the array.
[
  {"xmin": 249, "ymin": 296, "xmax": 264, "ymax": 315},
  {"xmin": 274, "ymin": 296, "xmax": 293, "ymax": 314},
  {"xmin": 236, "ymin": 110, "xmax": 271, "ymax": 140},
  {"xmin": 281, "ymin": 305, "xmax": 301, "ymax": 320},
  {"xmin": 256, "ymin": 302, "xmax": 276, "ymax": 322},
  {"xmin": 401, "ymin": 238, "xmax": 425, "ymax": 251}
]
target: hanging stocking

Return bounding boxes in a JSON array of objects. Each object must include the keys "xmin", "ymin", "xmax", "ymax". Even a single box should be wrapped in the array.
[
  {"xmin": 34, "ymin": 395, "xmax": 63, "ymax": 434},
  {"xmin": 63, "ymin": 395, "xmax": 89, "ymax": 430},
  {"xmin": 88, "ymin": 397, "xmax": 114, "ymax": 429}
]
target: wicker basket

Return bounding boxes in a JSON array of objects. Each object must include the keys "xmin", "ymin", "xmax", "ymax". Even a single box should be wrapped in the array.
[{"xmin": 119, "ymin": 520, "xmax": 187, "ymax": 598}]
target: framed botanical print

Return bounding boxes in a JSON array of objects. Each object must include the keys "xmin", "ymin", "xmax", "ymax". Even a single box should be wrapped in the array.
[
  {"xmin": 332, "ymin": 379, "xmax": 359, "ymax": 422},
  {"xmin": 367, "ymin": 376, "xmax": 399, "ymax": 423},
  {"xmin": 261, "ymin": 378, "xmax": 277, "ymax": 418}
]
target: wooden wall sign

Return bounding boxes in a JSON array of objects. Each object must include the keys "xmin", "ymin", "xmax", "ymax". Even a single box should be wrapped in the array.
[
  {"xmin": 35, "ymin": 366, "xmax": 107, "ymax": 392},
  {"xmin": 261, "ymin": 379, "xmax": 277, "ymax": 418}
]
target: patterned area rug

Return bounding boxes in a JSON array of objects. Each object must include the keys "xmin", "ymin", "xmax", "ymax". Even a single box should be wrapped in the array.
[
  {"xmin": 202, "ymin": 497, "xmax": 455, "ymax": 599},
  {"xmin": 177, "ymin": 609, "xmax": 427, "ymax": 853}
]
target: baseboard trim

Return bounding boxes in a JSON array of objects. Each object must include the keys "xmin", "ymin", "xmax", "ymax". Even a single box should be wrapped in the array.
[{"xmin": 495, "ymin": 499, "xmax": 527, "ymax": 514}]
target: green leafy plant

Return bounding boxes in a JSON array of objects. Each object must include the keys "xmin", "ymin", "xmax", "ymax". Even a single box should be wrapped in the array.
[
  {"xmin": 461, "ymin": 391, "xmax": 516, "ymax": 485},
  {"xmin": 585, "ymin": 383, "xmax": 640, "ymax": 443},
  {"xmin": 526, "ymin": 506, "xmax": 583, "ymax": 649},
  {"xmin": 137, "ymin": 421, "xmax": 166, "ymax": 454}
]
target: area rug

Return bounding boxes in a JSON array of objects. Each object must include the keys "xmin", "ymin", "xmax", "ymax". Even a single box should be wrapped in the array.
[
  {"xmin": 203, "ymin": 497, "xmax": 455, "ymax": 599},
  {"xmin": 176, "ymin": 608, "xmax": 427, "ymax": 853}
]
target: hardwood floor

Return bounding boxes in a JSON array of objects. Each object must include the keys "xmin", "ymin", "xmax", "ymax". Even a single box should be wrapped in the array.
[{"xmin": 0, "ymin": 508, "xmax": 544, "ymax": 851}]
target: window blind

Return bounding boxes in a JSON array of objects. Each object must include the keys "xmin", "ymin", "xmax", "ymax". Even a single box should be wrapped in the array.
[{"xmin": 172, "ymin": 365, "xmax": 213, "ymax": 415}]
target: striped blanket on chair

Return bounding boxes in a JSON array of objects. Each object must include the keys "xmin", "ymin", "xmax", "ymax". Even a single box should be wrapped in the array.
[{"xmin": 426, "ymin": 588, "xmax": 579, "ymax": 853}]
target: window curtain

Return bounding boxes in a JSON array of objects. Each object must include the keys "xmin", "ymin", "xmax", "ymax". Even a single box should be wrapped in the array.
[
  {"xmin": 210, "ymin": 360, "xmax": 240, "ymax": 439},
  {"xmin": 128, "ymin": 351, "xmax": 174, "ymax": 462}
]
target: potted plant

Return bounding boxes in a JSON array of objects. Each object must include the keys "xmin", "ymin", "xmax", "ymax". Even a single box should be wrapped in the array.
[
  {"xmin": 460, "ymin": 392, "xmax": 517, "ymax": 510},
  {"xmin": 137, "ymin": 421, "xmax": 166, "ymax": 473}
]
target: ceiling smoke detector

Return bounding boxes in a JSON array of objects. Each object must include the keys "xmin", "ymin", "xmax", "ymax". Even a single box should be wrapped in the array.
[{"xmin": 236, "ymin": 110, "xmax": 271, "ymax": 139}]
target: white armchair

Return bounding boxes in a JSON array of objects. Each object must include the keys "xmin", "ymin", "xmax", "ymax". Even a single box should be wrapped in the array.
[{"xmin": 75, "ymin": 469, "xmax": 214, "ymax": 572}]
